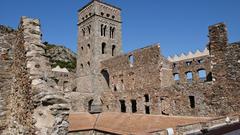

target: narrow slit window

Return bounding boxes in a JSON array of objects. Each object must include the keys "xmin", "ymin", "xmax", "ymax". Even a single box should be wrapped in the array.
[
  {"xmin": 111, "ymin": 27, "xmax": 115, "ymax": 38},
  {"xmin": 112, "ymin": 45, "xmax": 116, "ymax": 56},
  {"xmin": 110, "ymin": 27, "xmax": 112, "ymax": 38},
  {"xmin": 101, "ymin": 24, "xmax": 104, "ymax": 36},
  {"xmin": 102, "ymin": 42, "xmax": 106, "ymax": 54}
]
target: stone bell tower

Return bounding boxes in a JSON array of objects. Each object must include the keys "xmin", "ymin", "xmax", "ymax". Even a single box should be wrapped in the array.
[{"xmin": 76, "ymin": 0, "xmax": 122, "ymax": 113}]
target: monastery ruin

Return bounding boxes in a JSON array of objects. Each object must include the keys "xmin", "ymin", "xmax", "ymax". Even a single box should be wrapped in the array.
[{"xmin": 0, "ymin": 0, "xmax": 240, "ymax": 134}]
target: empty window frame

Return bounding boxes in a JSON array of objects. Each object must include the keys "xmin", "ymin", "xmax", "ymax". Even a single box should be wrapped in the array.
[
  {"xmin": 119, "ymin": 100, "xmax": 126, "ymax": 113},
  {"xmin": 112, "ymin": 45, "xmax": 116, "ymax": 56},
  {"xmin": 131, "ymin": 99, "xmax": 137, "ymax": 113},
  {"xmin": 144, "ymin": 94, "xmax": 150, "ymax": 102},
  {"xmin": 206, "ymin": 72, "xmax": 213, "ymax": 81},
  {"xmin": 189, "ymin": 96, "xmax": 195, "ymax": 108},
  {"xmin": 129, "ymin": 55, "xmax": 134, "ymax": 67},
  {"xmin": 186, "ymin": 61, "xmax": 192, "ymax": 66},
  {"xmin": 145, "ymin": 106, "xmax": 150, "ymax": 114},
  {"xmin": 197, "ymin": 59, "xmax": 205, "ymax": 64},
  {"xmin": 185, "ymin": 71, "xmax": 193, "ymax": 82},
  {"xmin": 174, "ymin": 73, "xmax": 180, "ymax": 81},
  {"xmin": 101, "ymin": 24, "xmax": 104, "ymax": 36},
  {"xmin": 198, "ymin": 69, "xmax": 207, "ymax": 80}
]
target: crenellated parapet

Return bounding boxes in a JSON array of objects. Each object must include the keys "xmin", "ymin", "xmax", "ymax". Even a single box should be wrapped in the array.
[{"xmin": 168, "ymin": 48, "xmax": 209, "ymax": 62}]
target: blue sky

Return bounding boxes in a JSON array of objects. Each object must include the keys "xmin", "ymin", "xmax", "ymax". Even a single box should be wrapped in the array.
[{"xmin": 1, "ymin": 0, "xmax": 240, "ymax": 57}]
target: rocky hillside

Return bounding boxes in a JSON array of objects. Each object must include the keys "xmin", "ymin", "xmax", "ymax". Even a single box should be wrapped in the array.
[{"xmin": 43, "ymin": 42, "xmax": 77, "ymax": 72}]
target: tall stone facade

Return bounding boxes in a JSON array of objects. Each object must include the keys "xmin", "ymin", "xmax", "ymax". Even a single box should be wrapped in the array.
[{"xmin": 76, "ymin": 0, "xmax": 122, "ymax": 112}]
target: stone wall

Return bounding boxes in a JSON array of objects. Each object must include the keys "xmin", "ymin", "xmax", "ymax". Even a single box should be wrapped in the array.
[
  {"xmin": 19, "ymin": 17, "xmax": 70, "ymax": 135},
  {"xmin": 94, "ymin": 23, "xmax": 240, "ymax": 117},
  {"xmin": 0, "ymin": 25, "xmax": 16, "ymax": 134},
  {"xmin": 5, "ymin": 21, "xmax": 35, "ymax": 134},
  {"xmin": 171, "ymin": 55, "xmax": 212, "ymax": 84},
  {"xmin": 100, "ymin": 44, "xmax": 213, "ymax": 116},
  {"xmin": 101, "ymin": 45, "xmax": 162, "ymax": 92},
  {"xmin": 0, "ymin": 17, "xmax": 70, "ymax": 135}
]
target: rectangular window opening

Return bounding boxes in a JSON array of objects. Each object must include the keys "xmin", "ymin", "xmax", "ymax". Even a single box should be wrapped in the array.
[
  {"xmin": 131, "ymin": 100, "xmax": 137, "ymax": 113},
  {"xmin": 119, "ymin": 100, "xmax": 126, "ymax": 113},
  {"xmin": 189, "ymin": 96, "xmax": 195, "ymax": 108},
  {"xmin": 145, "ymin": 106, "xmax": 150, "ymax": 114}
]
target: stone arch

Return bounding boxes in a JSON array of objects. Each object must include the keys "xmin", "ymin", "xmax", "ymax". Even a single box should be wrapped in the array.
[{"xmin": 101, "ymin": 69, "xmax": 110, "ymax": 87}]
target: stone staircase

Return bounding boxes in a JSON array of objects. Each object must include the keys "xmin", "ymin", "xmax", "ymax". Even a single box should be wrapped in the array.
[{"xmin": 0, "ymin": 60, "xmax": 13, "ymax": 133}]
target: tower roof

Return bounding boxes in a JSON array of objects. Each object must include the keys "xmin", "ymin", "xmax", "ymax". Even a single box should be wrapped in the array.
[{"xmin": 78, "ymin": 0, "xmax": 121, "ymax": 12}]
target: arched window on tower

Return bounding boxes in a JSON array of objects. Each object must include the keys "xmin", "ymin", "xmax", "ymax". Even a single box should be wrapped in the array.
[
  {"xmin": 112, "ymin": 45, "xmax": 116, "ymax": 56},
  {"xmin": 110, "ymin": 27, "xmax": 115, "ymax": 38},
  {"xmin": 103, "ymin": 25, "xmax": 107, "ymax": 36},
  {"xmin": 110, "ymin": 27, "xmax": 112, "ymax": 38},
  {"xmin": 87, "ymin": 25, "xmax": 91, "ymax": 34},
  {"xmin": 82, "ymin": 28, "xmax": 86, "ymax": 36},
  {"xmin": 111, "ymin": 27, "xmax": 115, "ymax": 38},
  {"xmin": 102, "ymin": 42, "xmax": 106, "ymax": 54},
  {"xmin": 101, "ymin": 24, "xmax": 104, "ymax": 36}
]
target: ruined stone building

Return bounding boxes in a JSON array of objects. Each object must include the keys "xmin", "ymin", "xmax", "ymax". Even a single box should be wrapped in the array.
[{"xmin": 0, "ymin": 0, "xmax": 240, "ymax": 135}]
